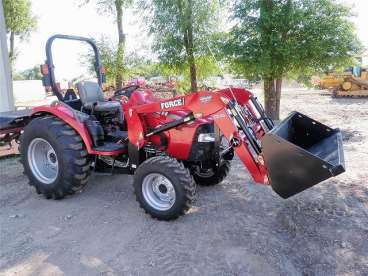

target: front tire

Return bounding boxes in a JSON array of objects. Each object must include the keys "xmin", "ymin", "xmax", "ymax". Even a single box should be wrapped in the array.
[
  {"xmin": 133, "ymin": 156, "xmax": 196, "ymax": 220},
  {"xmin": 193, "ymin": 161, "xmax": 231, "ymax": 186},
  {"xmin": 20, "ymin": 116, "xmax": 90, "ymax": 199}
]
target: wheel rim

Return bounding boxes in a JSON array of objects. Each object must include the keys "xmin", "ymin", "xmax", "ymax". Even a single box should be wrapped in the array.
[
  {"xmin": 142, "ymin": 173, "xmax": 176, "ymax": 211},
  {"xmin": 27, "ymin": 138, "xmax": 59, "ymax": 184}
]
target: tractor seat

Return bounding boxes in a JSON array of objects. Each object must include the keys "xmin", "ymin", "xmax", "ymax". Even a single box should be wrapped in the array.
[
  {"xmin": 76, "ymin": 81, "xmax": 123, "ymax": 122},
  {"xmin": 84, "ymin": 101, "xmax": 121, "ymax": 112}
]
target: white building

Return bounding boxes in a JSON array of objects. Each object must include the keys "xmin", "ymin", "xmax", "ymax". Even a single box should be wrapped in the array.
[
  {"xmin": 362, "ymin": 50, "xmax": 368, "ymax": 67},
  {"xmin": 0, "ymin": 1, "xmax": 14, "ymax": 112}
]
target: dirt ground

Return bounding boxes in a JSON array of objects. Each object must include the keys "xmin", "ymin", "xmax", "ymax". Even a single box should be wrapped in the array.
[{"xmin": 0, "ymin": 88, "xmax": 367, "ymax": 276}]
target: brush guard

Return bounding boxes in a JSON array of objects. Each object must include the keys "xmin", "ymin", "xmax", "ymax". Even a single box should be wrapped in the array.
[{"xmin": 261, "ymin": 112, "xmax": 345, "ymax": 198}]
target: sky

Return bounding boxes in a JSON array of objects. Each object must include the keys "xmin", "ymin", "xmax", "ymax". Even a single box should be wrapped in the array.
[
  {"xmin": 14, "ymin": 0, "xmax": 149, "ymax": 80},
  {"xmin": 13, "ymin": 0, "xmax": 368, "ymax": 80}
]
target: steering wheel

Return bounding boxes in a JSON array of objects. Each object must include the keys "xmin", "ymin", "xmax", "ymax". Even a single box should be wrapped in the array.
[{"xmin": 113, "ymin": 85, "xmax": 140, "ymax": 100}]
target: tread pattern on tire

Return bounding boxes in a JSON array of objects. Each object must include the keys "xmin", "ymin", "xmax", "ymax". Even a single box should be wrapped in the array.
[
  {"xmin": 20, "ymin": 115, "xmax": 90, "ymax": 199},
  {"xmin": 133, "ymin": 156, "xmax": 196, "ymax": 220},
  {"xmin": 193, "ymin": 160, "xmax": 231, "ymax": 186}
]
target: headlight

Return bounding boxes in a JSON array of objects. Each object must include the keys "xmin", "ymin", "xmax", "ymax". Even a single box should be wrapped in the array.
[
  {"xmin": 198, "ymin": 133, "xmax": 216, "ymax": 143},
  {"xmin": 220, "ymin": 96, "xmax": 230, "ymax": 104}
]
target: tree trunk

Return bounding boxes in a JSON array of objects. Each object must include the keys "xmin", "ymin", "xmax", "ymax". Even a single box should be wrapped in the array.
[
  {"xmin": 184, "ymin": 0, "xmax": 197, "ymax": 92},
  {"xmin": 263, "ymin": 78, "xmax": 282, "ymax": 120},
  {"xmin": 187, "ymin": 42, "xmax": 197, "ymax": 92},
  {"xmin": 9, "ymin": 31, "xmax": 15, "ymax": 66},
  {"xmin": 115, "ymin": 0, "xmax": 125, "ymax": 89},
  {"xmin": 275, "ymin": 78, "xmax": 282, "ymax": 117}
]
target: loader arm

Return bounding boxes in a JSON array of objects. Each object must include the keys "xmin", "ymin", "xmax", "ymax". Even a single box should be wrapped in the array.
[{"xmin": 127, "ymin": 90, "xmax": 269, "ymax": 185}]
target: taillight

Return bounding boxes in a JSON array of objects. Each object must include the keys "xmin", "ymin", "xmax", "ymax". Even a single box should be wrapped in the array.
[{"xmin": 40, "ymin": 64, "xmax": 49, "ymax": 75}]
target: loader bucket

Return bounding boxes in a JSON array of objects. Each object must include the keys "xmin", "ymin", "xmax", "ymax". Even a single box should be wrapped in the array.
[{"xmin": 261, "ymin": 112, "xmax": 345, "ymax": 198}]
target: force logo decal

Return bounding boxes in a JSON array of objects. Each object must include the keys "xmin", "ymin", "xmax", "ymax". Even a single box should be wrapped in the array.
[
  {"xmin": 160, "ymin": 98, "xmax": 185, "ymax": 109},
  {"xmin": 200, "ymin": 95, "xmax": 212, "ymax": 103},
  {"xmin": 212, "ymin": 113, "xmax": 226, "ymax": 120}
]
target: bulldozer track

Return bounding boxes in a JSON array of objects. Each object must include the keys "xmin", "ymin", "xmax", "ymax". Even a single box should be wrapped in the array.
[{"xmin": 333, "ymin": 93, "xmax": 368, "ymax": 98}]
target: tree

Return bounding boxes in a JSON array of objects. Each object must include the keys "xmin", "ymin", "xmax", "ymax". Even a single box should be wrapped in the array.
[
  {"xmin": 13, "ymin": 65, "xmax": 42, "ymax": 80},
  {"xmin": 124, "ymin": 54, "xmax": 161, "ymax": 79},
  {"xmin": 82, "ymin": 36, "xmax": 119, "ymax": 85},
  {"xmin": 225, "ymin": 0, "xmax": 361, "ymax": 120},
  {"xmin": 143, "ymin": 0, "xmax": 221, "ymax": 92},
  {"xmin": 81, "ymin": 36, "xmax": 158, "ymax": 86},
  {"xmin": 3, "ymin": 0, "xmax": 37, "ymax": 65},
  {"xmin": 80, "ymin": 0, "xmax": 132, "ymax": 88}
]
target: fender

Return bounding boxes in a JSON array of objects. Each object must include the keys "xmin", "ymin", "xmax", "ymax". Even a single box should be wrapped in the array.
[{"xmin": 31, "ymin": 104, "xmax": 124, "ymax": 156}]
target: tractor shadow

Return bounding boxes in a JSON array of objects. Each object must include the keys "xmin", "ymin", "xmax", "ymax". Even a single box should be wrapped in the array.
[
  {"xmin": 193, "ymin": 156, "xmax": 368, "ymax": 275},
  {"xmin": 1, "ymin": 157, "xmax": 368, "ymax": 275},
  {"xmin": 271, "ymin": 178, "xmax": 368, "ymax": 275}
]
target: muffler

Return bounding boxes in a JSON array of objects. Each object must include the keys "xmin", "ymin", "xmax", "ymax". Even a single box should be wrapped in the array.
[{"xmin": 261, "ymin": 112, "xmax": 345, "ymax": 198}]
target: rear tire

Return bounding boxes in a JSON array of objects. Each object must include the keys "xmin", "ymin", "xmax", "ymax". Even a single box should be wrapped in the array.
[
  {"xmin": 20, "ymin": 116, "xmax": 90, "ymax": 199},
  {"xmin": 133, "ymin": 156, "xmax": 196, "ymax": 220},
  {"xmin": 193, "ymin": 161, "xmax": 231, "ymax": 186}
]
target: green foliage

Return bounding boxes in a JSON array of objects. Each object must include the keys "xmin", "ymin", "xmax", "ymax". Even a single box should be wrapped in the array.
[
  {"xmin": 80, "ymin": 36, "xmax": 119, "ymax": 85},
  {"xmin": 81, "ymin": 36, "xmax": 157, "ymax": 85},
  {"xmin": 144, "ymin": 0, "xmax": 218, "ymax": 64},
  {"xmin": 13, "ymin": 65, "xmax": 42, "ymax": 80},
  {"xmin": 79, "ymin": 0, "xmax": 133, "ymax": 87},
  {"xmin": 224, "ymin": 0, "xmax": 362, "ymax": 80},
  {"xmin": 3, "ymin": 0, "xmax": 36, "ymax": 38},
  {"xmin": 171, "ymin": 56, "xmax": 222, "ymax": 92},
  {"xmin": 79, "ymin": 0, "xmax": 132, "ymax": 15},
  {"xmin": 124, "ymin": 54, "xmax": 161, "ymax": 79},
  {"xmin": 3, "ymin": 0, "xmax": 37, "ymax": 65},
  {"xmin": 142, "ymin": 0, "xmax": 223, "ymax": 90}
]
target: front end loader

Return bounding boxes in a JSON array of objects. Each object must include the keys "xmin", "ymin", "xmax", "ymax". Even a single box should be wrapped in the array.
[
  {"xmin": 1, "ymin": 35, "xmax": 345, "ymax": 220},
  {"xmin": 127, "ymin": 89, "xmax": 345, "ymax": 201}
]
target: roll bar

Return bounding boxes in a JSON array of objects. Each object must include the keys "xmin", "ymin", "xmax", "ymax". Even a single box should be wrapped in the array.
[{"xmin": 43, "ymin": 34, "xmax": 105, "ymax": 101}]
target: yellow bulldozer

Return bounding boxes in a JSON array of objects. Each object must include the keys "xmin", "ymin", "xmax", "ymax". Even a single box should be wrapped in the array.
[{"xmin": 319, "ymin": 63, "xmax": 368, "ymax": 97}]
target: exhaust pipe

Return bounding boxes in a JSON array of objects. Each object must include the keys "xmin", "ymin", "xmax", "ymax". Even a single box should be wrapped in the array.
[{"xmin": 261, "ymin": 112, "xmax": 345, "ymax": 198}]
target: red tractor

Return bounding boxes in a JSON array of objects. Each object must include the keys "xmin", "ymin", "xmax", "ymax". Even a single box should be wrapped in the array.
[{"xmin": 0, "ymin": 35, "xmax": 345, "ymax": 220}]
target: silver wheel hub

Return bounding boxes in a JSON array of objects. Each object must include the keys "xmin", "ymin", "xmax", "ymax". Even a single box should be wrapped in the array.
[
  {"xmin": 27, "ymin": 138, "xmax": 59, "ymax": 184},
  {"xmin": 142, "ymin": 173, "xmax": 176, "ymax": 211}
]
